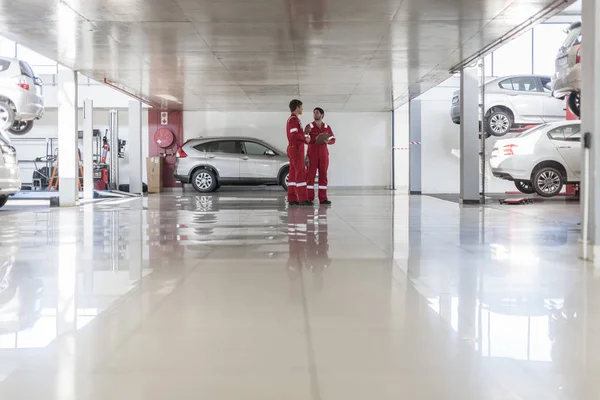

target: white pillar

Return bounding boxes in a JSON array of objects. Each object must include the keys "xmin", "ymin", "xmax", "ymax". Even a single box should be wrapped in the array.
[
  {"xmin": 128, "ymin": 101, "xmax": 143, "ymax": 194},
  {"xmin": 83, "ymin": 99, "xmax": 94, "ymax": 199},
  {"xmin": 57, "ymin": 69, "xmax": 79, "ymax": 206},
  {"xmin": 459, "ymin": 67, "xmax": 479, "ymax": 204},
  {"xmin": 582, "ymin": 0, "xmax": 600, "ymax": 261}
]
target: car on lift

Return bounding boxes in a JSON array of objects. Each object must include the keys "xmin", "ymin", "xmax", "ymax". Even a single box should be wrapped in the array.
[
  {"xmin": 490, "ymin": 121, "xmax": 581, "ymax": 197},
  {"xmin": 0, "ymin": 56, "xmax": 44, "ymax": 135},
  {"xmin": 0, "ymin": 133, "xmax": 20, "ymax": 208},
  {"xmin": 174, "ymin": 137, "xmax": 290, "ymax": 193},
  {"xmin": 451, "ymin": 75, "xmax": 565, "ymax": 137},
  {"xmin": 551, "ymin": 21, "xmax": 581, "ymax": 117}
]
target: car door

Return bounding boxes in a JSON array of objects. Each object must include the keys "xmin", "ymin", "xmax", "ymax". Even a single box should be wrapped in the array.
[
  {"xmin": 539, "ymin": 76, "xmax": 566, "ymax": 121},
  {"xmin": 548, "ymin": 124, "xmax": 581, "ymax": 178},
  {"xmin": 240, "ymin": 141, "xmax": 280, "ymax": 181},
  {"xmin": 504, "ymin": 76, "xmax": 545, "ymax": 123},
  {"xmin": 205, "ymin": 140, "xmax": 241, "ymax": 180}
]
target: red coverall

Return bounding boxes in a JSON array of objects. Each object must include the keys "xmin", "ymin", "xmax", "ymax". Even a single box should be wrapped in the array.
[
  {"xmin": 286, "ymin": 113, "xmax": 308, "ymax": 202},
  {"xmin": 306, "ymin": 121, "xmax": 335, "ymax": 202}
]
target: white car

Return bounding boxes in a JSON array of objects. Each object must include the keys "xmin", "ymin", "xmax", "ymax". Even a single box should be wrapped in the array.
[
  {"xmin": 0, "ymin": 133, "xmax": 20, "ymax": 208},
  {"xmin": 451, "ymin": 75, "xmax": 566, "ymax": 137},
  {"xmin": 0, "ymin": 57, "xmax": 44, "ymax": 135},
  {"xmin": 490, "ymin": 121, "xmax": 580, "ymax": 197},
  {"xmin": 552, "ymin": 21, "xmax": 581, "ymax": 117}
]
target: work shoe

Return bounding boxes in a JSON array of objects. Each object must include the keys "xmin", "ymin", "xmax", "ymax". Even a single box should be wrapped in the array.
[
  {"xmin": 299, "ymin": 200, "xmax": 313, "ymax": 206},
  {"xmin": 288, "ymin": 201, "xmax": 300, "ymax": 206},
  {"xmin": 321, "ymin": 200, "xmax": 332, "ymax": 205}
]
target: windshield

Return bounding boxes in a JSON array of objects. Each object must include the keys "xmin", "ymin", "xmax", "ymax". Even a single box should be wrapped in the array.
[
  {"xmin": 562, "ymin": 23, "xmax": 582, "ymax": 49},
  {"xmin": 515, "ymin": 124, "xmax": 549, "ymax": 138}
]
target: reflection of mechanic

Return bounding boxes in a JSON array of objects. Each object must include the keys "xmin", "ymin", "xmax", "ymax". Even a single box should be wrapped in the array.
[
  {"xmin": 305, "ymin": 107, "xmax": 335, "ymax": 204},
  {"xmin": 306, "ymin": 205, "xmax": 330, "ymax": 271}
]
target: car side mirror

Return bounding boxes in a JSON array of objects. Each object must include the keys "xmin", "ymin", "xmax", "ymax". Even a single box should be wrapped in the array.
[{"xmin": 265, "ymin": 149, "xmax": 275, "ymax": 156}]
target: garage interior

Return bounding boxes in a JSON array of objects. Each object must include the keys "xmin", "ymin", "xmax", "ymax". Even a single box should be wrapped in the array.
[{"xmin": 2, "ymin": 0, "xmax": 600, "ymax": 398}]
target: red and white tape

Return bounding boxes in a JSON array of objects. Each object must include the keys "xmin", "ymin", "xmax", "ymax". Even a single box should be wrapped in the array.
[{"xmin": 393, "ymin": 142, "xmax": 421, "ymax": 150}]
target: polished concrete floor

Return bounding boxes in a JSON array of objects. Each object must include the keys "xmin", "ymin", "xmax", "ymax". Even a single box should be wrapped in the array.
[{"xmin": 0, "ymin": 190, "xmax": 594, "ymax": 399}]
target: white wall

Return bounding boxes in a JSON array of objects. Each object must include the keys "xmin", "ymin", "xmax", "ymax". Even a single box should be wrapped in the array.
[
  {"xmin": 418, "ymin": 76, "xmax": 513, "ymax": 194},
  {"xmin": 183, "ymin": 111, "xmax": 392, "ymax": 188}
]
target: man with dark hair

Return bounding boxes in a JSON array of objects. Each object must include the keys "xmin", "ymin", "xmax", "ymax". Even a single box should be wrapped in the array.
[
  {"xmin": 286, "ymin": 99, "xmax": 312, "ymax": 206},
  {"xmin": 305, "ymin": 107, "xmax": 335, "ymax": 205}
]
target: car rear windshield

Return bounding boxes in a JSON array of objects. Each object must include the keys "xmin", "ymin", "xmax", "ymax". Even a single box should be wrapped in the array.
[
  {"xmin": 562, "ymin": 24, "xmax": 582, "ymax": 49},
  {"xmin": 0, "ymin": 59, "xmax": 10, "ymax": 72},
  {"xmin": 19, "ymin": 61, "xmax": 35, "ymax": 79},
  {"xmin": 515, "ymin": 124, "xmax": 549, "ymax": 138}
]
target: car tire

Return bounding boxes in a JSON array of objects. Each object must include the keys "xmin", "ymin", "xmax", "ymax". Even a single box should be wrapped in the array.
[
  {"xmin": 514, "ymin": 180, "xmax": 535, "ymax": 194},
  {"xmin": 191, "ymin": 169, "xmax": 217, "ymax": 193},
  {"xmin": 9, "ymin": 120, "xmax": 34, "ymax": 135},
  {"xmin": 280, "ymin": 167, "xmax": 290, "ymax": 191},
  {"xmin": 532, "ymin": 167, "xmax": 564, "ymax": 198},
  {"xmin": 567, "ymin": 92, "xmax": 580, "ymax": 118},
  {"xmin": 486, "ymin": 109, "xmax": 513, "ymax": 137},
  {"xmin": 0, "ymin": 195, "xmax": 8, "ymax": 209},
  {"xmin": 0, "ymin": 101, "xmax": 15, "ymax": 131}
]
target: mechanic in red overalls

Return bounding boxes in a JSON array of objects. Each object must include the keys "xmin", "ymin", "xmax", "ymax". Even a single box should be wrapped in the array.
[
  {"xmin": 286, "ymin": 99, "xmax": 312, "ymax": 206},
  {"xmin": 305, "ymin": 107, "xmax": 335, "ymax": 205}
]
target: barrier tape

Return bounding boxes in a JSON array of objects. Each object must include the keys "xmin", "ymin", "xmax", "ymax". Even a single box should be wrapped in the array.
[{"xmin": 393, "ymin": 142, "xmax": 421, "ymax": 150}]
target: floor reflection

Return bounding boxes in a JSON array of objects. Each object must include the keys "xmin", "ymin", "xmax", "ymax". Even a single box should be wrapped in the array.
[{"xmin": 0, "ymin": 191, "xmax": 593, "ymax": 399}]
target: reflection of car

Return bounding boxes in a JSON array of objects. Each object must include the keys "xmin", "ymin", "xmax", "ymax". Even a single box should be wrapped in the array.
[
  {"xmin": 0, "ymin": 133, "xmax": 20, "ymax": 208},
  {"xmin": 0, "ymin": 56, "xmax": 44, "ymax": 135},
  {"xmin": 552, "ymin": 21, "xmax": 581, "ymax": 117},
  {"xmin": 490, "ymin": 121, "xmax": 581, "ymax": 197},
  {"xmin": 174, "ymin": 137, "xmax": 290, "ymax": 193},
  {"xmin": 451, "ymin": 75, "xmax": 565, "ymax": 137},
  {"xmin": 0, "ymin": 222, "xmax": 43, "ymax": 334}
]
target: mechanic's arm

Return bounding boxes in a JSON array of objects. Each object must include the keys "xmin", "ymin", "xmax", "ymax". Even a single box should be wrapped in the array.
[{"xmin": 326, "ymin": 126, "xmax": 336, "ymax": 145}]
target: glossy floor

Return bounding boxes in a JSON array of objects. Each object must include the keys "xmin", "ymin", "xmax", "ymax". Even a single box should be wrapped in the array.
[{"xmin": 0, "ymin": 190, "xmax": 593, "ymax": 399}]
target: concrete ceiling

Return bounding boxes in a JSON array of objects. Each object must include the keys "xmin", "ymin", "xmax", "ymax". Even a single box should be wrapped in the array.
[{"xmin": 0, "ymin": 0, "xmax": 575, "ymax": 111}]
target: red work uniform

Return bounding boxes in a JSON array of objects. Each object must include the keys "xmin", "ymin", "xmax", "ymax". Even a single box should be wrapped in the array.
[
  {"xmin": 306, "ymin": 121, "xmax": 335, "ymax": 202},
  {"xmin": 286, "ymin": 113, "xmax": 308, "ymax": 202}
]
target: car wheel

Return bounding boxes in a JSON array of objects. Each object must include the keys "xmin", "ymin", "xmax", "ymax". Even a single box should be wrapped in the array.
[
  {"xmin": 191, "ymin": 169, "xmax": 217, "ymax": 193},
  {"xmin": 9, "ymin": 120, "xmax": 34, "ymax": 135},
  {"xmin": 568, "ymin": 92, "xmax": 580, "ymax": 118},
  {"xmin": 486, "ymin": 110, "xmax": 513, "ymax": 137},
  {"xmin": 532, "ymin": 167, "xmax": 564, "ymax": 198},
  {"xmin": 0, "ymin": 195, "xmax": 8, "ymax": 209},
  {"xmin": 280, "ymin": 167, "xmax": 290, "ymax": 191},
  {"xmin": 514, "ymin": 180, "xmax": 535, "ymax": 194},
  {"xmin": 0, "ymin": 101, "xmax": 15, "ymax": 131}
]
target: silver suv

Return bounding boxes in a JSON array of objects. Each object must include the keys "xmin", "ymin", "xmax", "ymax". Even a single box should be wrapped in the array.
[{"xmin": 174, "ymin": 137, "xmax": 290, "ymax": 193}]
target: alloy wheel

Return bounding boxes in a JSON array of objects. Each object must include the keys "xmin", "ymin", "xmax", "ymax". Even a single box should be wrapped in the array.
[
  {"xmin": 489, "ymin": 114, "xmax": 510, "ymax": 135},
  {"xmin": 537, "ymin": 171, "xmax": 561, "ymax": 194},
  {"xmin": 195, "ymin": 172, "xmax": 213, "ymax": 190},
  {"xmin": 0, "ymin": 106, "xmax": 12, "ymax": 130}
]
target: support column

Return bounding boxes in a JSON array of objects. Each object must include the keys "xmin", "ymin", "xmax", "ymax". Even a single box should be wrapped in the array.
[
  {"xmin": 459, "ymin": 67, "xmax": 479, "ymax": 204},
  {"xmin": 128, "ymin": 101, "xmax": 143, "ymax": 194},
  {"xmin": 57, "ymin": 70, "xmax": 79, "ymax": 206},
  {"xmin": 109, "ymin": 110, "xmax": 119, "ymax": 190},
  {"xmin": 83, "ymin": 99, "xmax": 94, "ymax": 199},
  {"xmin": 582, "ymin": 0, "xmax": 600, "ymax": 260},
  {"xmin": 409, "ymin": 99, "xmax": 422, "ymax": 194}
]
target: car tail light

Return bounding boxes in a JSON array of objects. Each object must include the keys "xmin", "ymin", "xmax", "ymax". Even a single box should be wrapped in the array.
[
  {"xmin": 17, "ymin": 82, "xmax": 29, "ymax": 90},
  {"xmin": 176, "ymin": 147, "xmax": 187, "ymax": 158},
  {"xmin": 576, "ymin": 47, "xmax": 581, "ymax": 64},
  {"xmin": 503, "ymin": 144, "xmax": 518, "ymax": 156}
]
